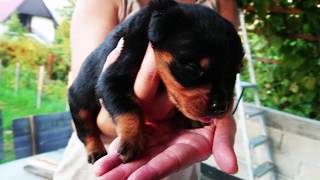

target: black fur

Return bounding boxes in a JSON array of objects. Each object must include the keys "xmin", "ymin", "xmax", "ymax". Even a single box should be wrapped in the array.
[{"xmin": 68, "ymin": 0, "xmax": 244, "ymax": 163}]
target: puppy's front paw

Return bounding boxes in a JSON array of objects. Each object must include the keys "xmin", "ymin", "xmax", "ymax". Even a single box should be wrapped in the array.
[
  {"xmin": 88, "ymin": 150, "xmax": 108, "ymax": 164},
  {"xmin": 118, "ymin": 133, "xmax": 145, "ymax": 162}
]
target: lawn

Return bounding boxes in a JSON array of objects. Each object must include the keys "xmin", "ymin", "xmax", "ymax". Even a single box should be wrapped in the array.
[{"xmin": 0, "ymin": 65, "xmax": 68, "ymax": 163}]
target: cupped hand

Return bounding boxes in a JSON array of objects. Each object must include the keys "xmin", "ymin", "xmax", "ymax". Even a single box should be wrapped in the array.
[
  {"xmin": 94, "ymin": 115, "xmax": 237, "ymax": 180},
  {"xmin": 96, "ymin": 39, "xmax": 238, "ymax": 179}
]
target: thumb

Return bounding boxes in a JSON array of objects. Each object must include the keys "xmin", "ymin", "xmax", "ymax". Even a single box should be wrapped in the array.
[
  {"xmin": 134, "ymin": 44, "xmax": 160, "ymax": 102},
  {"xmin": 212, "ymin": 115, "xmax": 238, "ymax": 174},
  {"xmin": 102, "ymin": 38, "xmax": 124, "ymax": 71}
]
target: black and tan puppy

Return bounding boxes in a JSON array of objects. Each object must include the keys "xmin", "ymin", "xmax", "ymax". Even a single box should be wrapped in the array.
[{"xmin": 68, "ymin": 0, "xmax": 244, "ymax": 164}]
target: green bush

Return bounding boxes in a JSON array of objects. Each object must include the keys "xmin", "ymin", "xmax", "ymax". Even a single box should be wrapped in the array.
[
  {"xmin": 0, "ymin": 12, "xmax": 50, "ymax": 67},
  {"xmin": 51, "ymin": 20, "xmax": 71, "ymax": 81},
  {"xmin": 0, "ymin": 36, "xmax": 50, "ymax": 68},
  {"xmin": 238, "ymin": 1, "xmax": 320, "ymax": 120},
  {"xmin": 4, "ymin": 13, "xmax": 26, "ymax": 36},
  {"xmin": 242, "ymin": 34, "xmax": 320, "ymax": 120}
]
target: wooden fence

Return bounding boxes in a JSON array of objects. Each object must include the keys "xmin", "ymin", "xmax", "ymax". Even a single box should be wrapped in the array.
[
  {"xmin": 0, "ymin": 61, "xmax": 69, "ymax": 109},
  {"xmin": 12, "ymin": 112, "xmax": 73, "ymax": 159}
]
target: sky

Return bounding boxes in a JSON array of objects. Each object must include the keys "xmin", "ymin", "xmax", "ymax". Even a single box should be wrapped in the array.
[{"xmin": 43, "ymin": 0, "xmax": 70, "ymax": 23}]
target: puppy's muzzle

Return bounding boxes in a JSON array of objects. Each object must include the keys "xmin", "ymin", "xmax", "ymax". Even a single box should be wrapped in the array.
[{"xmin": 209, "ymin": 101, "xmax": 229, "ymax": 116}]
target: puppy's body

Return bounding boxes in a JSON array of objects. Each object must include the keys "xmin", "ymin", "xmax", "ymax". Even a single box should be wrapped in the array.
[{"xmin": 68, "ymin": 0, "xmax": 243, "ymax": 163}]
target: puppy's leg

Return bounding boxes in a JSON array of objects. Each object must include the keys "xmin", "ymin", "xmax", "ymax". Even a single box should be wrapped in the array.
[
  {"xmin": 97, "ymin": 38, "xmax": 149, "ymax": 162},
  {"xmin": 97, "ymin": 100, "xmax": 117, "ymax": 138},
  {"xmin": 68, "ymin": 88, "xmax": 107, "ymax": 164}
]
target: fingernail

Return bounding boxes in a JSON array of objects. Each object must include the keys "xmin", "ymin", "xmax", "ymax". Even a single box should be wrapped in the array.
[{"xmin": 116, "ymin": 38, "xmax": 124, "ymax": 51}]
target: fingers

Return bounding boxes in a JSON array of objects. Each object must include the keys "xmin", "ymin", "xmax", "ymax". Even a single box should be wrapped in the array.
[
  {"xmin": 102, "ymin": 39, "xmax": 160, "ymax": 101},
  {"xmin": 102, "ymin": 38, "xmax": 124, "ymax": 71},
  {"xmin": 142, "ymin": 92, "xmax": 175, "ymax": 121},
  {"xmin": 212, "ymin": 115, "xmax": 238, "ymax": 174},
  {"xmin": 128, "ymin": 130, "xmax": 212, "ymax": 180},
  {"xmin": 133, "ymin": 44, "xmax": 174, "ymax": 120},
  {"xmin": 95, "ymin": 146, "xmax": 167, "ymax": 180},
  {"xmin": 94, "ymin": 153, "xmax": 122, "ymax": 176},
  {"xmin": 134, "ymin": 44, "xmax": 160, "ymax": 102},
  {"xmin": 94, "ymin": 128, "xmax": 213, "ymax": 180}
]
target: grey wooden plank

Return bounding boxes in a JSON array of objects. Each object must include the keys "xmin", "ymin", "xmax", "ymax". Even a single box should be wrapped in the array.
[
  {"xmin": 38, "ymin": 140, "xmax": 69, "ymax": 153},
  {"xmin": 245, "ymin": 103, "xmax": 320, "ymax": 140},
  {"xmin": 13, "ymin": 135, "xmax": 32, "ymax": 146},
  {"xmin": 38, "ymin": 129, "xmax": 72, "ymax": 140},
  {"xmin": 15, "ymin": 146, "xmax": 33, "ymax": 159},
  {"xmin": 12, "ymin": 112, "xmax": 73, "ymax": 159},
  {"xmin": 12, "ymin": 118, "xmax": 30, "ymax": 136}
]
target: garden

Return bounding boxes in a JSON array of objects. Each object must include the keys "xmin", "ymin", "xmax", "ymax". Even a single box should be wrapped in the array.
[
  {"xmin": 0, "ymin": 0, "xmax": 319, "ymax": 164},
  {"xmin": 0, "ymin": 13, "xmax": 70, "ymax": 162}
]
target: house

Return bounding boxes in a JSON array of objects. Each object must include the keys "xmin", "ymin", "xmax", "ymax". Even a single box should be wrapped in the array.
[{"xmin": 0, "ymin": 0, "xmax": 66, "ymax": 43}]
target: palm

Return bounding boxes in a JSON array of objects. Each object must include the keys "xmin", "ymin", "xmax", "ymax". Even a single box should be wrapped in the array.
[{"xmin": 94, "ymin": 116, "xmax": 237, "ymax": 180}]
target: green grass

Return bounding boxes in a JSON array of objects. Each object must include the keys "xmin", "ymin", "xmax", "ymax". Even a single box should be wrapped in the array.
[{"xmin": 0, "ymin": 66, "xmax": 67, "ymax": 163}]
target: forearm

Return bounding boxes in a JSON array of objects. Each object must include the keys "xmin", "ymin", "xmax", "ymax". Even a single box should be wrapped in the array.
[{"xmin": 70, "ymin": 0, "xmax": 120, "ymax": 81}]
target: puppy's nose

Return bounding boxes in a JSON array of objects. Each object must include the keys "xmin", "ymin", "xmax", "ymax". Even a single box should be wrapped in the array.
[{"xmin": 209, "ymin": 101, "xmax": 228, "ymax": 116}]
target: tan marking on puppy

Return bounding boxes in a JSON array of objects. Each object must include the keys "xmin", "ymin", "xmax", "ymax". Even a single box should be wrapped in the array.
[
  {"xmin": 79, "ymin": 109, "xmax": 98, "ymax": 131},
  {"xmin": 115, "ymin": 112, "xmax": 145, "ymax": 162},
  {"xmin": 115, "ymin": 113, "xmax": 143, "ymax": 139},
  {"xmin": 79, "ymin": 109, "xmax": 91, "ymax": 120},
  {"xmin": 200, "ymin": 58, "xmax": 210, "ymax": 70},
  {"xmin": 155, "ymin": 51, "xmax": 174, "ymax": 64},
  {"xmin": 79, "ymin": 109, "xmax": 107, "ymax": 162},
  {"xmin": 154, "ymin": 50, "xmax": 210, "ymax": 120},
  {"xmin": 85, "ymin": 135, "xmax": 106, "ymax": 154},
  {"xmin": 97, "ymin": 101, "xmax": 117, "ymax": 138}
]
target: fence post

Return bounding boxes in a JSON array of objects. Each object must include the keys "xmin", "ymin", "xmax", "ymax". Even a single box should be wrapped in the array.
[
  {"xmin": 36, "ymin": 65, "xmax": 45, "ymax": 109},
  {"xmin": 0, "ymin": 59, "xmax": 2, "ymax": 73},
  {"xmin": 15, "ymin": 63, "xmax": 20, "ymax": 94}
]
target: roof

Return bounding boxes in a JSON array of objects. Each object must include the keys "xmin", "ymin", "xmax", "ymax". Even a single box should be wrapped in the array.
[
  {"xmin": 0, "ymin": 0, "xmax": 24, "ymax": 22},
  {"xmin": 0, "ymin": 0, "xmax": 57, "ymax": 25}
]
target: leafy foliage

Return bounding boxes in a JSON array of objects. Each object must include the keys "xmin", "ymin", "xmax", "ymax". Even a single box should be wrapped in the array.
[
  {"xmin": 51, "ymin": 20, "xmax": 71, "ymax": 80},
  {"xmin": 0, "ymin": 13, "xmax": 50, "ymax": 68},
  {"xmin": 0, "ymin": 36, "xmax": 50, "ymax": 68},
  {"xmin": 4, "ymin": 13, "xmax": 26, "ymax": 36},
  {"xmin": 49, "ymin": 0, "xmax": 74, "ymax": 80},
  {"xmin": 239, "ymin": 0, "xmax": 320, "ymax": 119}
]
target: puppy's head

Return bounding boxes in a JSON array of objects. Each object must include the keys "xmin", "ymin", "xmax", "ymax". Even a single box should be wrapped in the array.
[{"xmin": 149, "ymin": 0, "xmax": 244, "ymax": 122}]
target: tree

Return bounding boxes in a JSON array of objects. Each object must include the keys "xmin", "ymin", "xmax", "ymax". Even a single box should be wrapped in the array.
[
  {"xmin": 4, "ymin": 13, "xmax": 26, "ymax": 36},
  {"xmin": 49, "ymin": 0, "xmax": 75, "ymax": 80},
  {"xmin": 239, "ymin": 0, "xmax": 320, "ymax": 119}
]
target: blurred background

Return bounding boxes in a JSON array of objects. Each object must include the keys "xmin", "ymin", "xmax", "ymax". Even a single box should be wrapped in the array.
[
  {"xmin": 0, "ymin": 0, "xmax": 74, "ymax": 162},
  {"xmin": 0, "ymin": 0, "xmax": 319, "ymax": 179}
]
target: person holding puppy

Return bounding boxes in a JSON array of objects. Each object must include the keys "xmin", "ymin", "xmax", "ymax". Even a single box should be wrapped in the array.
[{"xmin": 54, "ymin": 0, "xmax": 240, "ymax": 179}]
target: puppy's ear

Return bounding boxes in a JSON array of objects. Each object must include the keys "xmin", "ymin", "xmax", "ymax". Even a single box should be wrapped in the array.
[
  {"xmin": 149, "ymin": 0, "xmax": 177, "ymax": 12},
  {"xmin": 148, "ymin": 0, "xmax": 179, "ymax": 47}
]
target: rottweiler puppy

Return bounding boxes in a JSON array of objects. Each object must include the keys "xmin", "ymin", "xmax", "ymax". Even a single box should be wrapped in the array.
[{"xmin": 68, "ymin": 0, "xmax": 244, "ymax": 164}]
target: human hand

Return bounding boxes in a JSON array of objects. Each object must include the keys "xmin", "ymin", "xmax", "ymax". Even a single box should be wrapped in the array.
[
  {"xmin": 97, "ymin": 39, "xmax": 238, "ymax": 179},
  {"xmin": 102, "ymin": 38, "xmax": 175, "ymax": 122},
  {"xmin": 94, "ymin": 115, "xmax": 237, "ymax": 180}
]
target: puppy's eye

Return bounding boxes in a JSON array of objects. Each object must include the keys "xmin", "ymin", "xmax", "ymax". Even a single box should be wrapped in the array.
[
  {"xmin": 184, "ymin": 63, "xmax": 205, "ymax": 78},
  {"xmin": 169, "ymin": 61, "xmax": 207, "ymax": 87}
]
